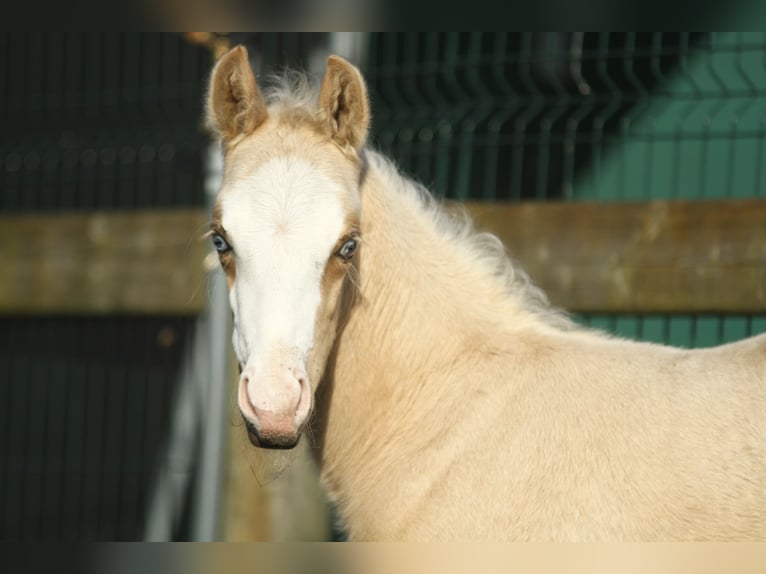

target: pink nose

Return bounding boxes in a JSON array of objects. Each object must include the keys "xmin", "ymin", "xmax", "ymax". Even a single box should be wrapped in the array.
[{"xmin": 238, "ymin": 368, "xmax": 312, "ymax": 449}]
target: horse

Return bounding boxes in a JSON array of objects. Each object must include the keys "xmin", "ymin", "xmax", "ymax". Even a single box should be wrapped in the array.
[{"xmin": 204, "ymin": 45, "xmax": 766, "ymax": 541}]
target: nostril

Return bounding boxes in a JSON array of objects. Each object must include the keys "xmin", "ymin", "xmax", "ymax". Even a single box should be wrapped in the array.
[
  {"xmin": 294, "ymin": 373, "xmax": 312, "ymax": 420},
  {"xmin": 294, "ymin": 376, "xmax": 306, "ymax": 410},
  {"xmin": 239, "ymin": 374, "xmax": 257, "ymax": 416},
  {"xmin": 288, "ymin": 366, "xmax": 308, "ymax": 387}
]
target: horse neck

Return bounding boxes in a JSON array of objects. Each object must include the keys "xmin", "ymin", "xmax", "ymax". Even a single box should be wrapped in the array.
[
  {"xmin": 315, "ymin": 152, "xmax": 535, "ymax": 494},
  {"xmin": 349, "ymin": 153, "xmax": 519, "ymax": 365}
]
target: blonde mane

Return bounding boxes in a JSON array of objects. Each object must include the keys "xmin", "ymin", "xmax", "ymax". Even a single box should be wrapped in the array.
[
  {"xmin": 362, "ymin": 151, "xmax": 575, "ymax": 330},
  {"xmin": 262, "ymin": 70, "xmax": 323, "ymax": 123}
]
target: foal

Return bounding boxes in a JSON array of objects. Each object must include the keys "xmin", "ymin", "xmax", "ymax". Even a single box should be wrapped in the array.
[{"xmin": 205, "ymin": 45, "xmax": 766, "ymax": 541}]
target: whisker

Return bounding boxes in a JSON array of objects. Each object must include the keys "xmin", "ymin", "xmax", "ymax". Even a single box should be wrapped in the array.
[
  {"xmin": 177, "ymin": 221, "xmax": 220, "ymax": 309},
  {"xmin": 344, "ymin": 264, "xmax": 362, "ymax": 303},
  {"xmin": 203, "ymin": 252, "xmax": 220, "ymax": 272},
  {"xmin": 191, "ymin": 220, "xmax": 217, "ymax": 243}
]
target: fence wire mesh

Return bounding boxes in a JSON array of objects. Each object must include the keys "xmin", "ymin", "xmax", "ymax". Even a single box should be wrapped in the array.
[
  {"xmin": 0, "ymin": 33, "xmax": 211, "ymax": 211},
  {"xmin": 0, "ymin": 316, "xmax": 194, "ymax": 540},
  {"xmin": 0, "ymin": 33, "xmax": 212, "ymax": 541},
  {"xmin": 365, "ymin": 32, "xmax": 766, "ymax": 203}
]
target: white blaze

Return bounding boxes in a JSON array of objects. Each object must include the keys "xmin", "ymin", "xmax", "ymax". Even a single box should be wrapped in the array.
[{"xmin": 220, "ymin": 157, "xmax": 347, "ymax": 412}]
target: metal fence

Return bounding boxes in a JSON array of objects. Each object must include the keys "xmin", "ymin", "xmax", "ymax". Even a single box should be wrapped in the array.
[
  {"xmin": 0, "ymin": 33, "xmax": 214, "ymax": 541},
  {"xmin": 0, "ymin": 33, "xmax": 211, "ymax": 212},
  {"xmin": 362, "ymin": 32, "xmax": 766, "ymax": 346},
  {"xmin": 1, "ymin": 31, "xmax": 764, "ymax": 542},
  {"xmin": 365, "ymin": 33, "xmax": 766, "ymax": 203}
]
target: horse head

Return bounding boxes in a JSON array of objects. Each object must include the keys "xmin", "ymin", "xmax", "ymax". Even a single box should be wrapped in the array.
[{"xmin": 206, "ymin": 45, "xmax": 369, "ymax": 449}]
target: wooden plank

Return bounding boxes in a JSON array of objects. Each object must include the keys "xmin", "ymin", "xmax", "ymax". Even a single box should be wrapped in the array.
[
  {"xmin": 0, "ymin": 209, "xmax": 209, "ymax": 314},
  {"xmin": 1, "ymin": 200, "xmax": 763, "ymax": 314},
  {"xmin": 466, "ymin": 199, "xmax": 766, "ymax": 313}
]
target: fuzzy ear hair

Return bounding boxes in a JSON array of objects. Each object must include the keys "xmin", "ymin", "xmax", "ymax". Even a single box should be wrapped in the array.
[
  {"xmin": 318, "ymin": 55, "xmax": 370, "ymax": 152},
  {"xmin": 206, "ymin": 45, "xmax": 268, "ymax": 144}
]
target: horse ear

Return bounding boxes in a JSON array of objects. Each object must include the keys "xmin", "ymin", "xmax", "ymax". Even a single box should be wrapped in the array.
[
  {"xmin": 318, "ymin": 55, "xmax": 370, "ymax": 152},
  {"xmin": 206, "ymin": 45, "xmax": 268, "ymax": 144}
]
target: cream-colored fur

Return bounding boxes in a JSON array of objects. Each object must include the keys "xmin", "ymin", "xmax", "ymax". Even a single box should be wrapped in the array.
[{"xmin": 207, "ymin": 46, "xmax": 766, "ymax": 541}]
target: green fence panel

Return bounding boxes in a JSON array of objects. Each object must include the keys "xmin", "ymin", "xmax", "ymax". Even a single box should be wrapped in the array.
[
  {"xmin": 574, "ymin": 32, "xmax": 766, "ymax": 202},
  {"xmin": 362, "ymin": 32, "xmax": 766, "ymax": 348}
]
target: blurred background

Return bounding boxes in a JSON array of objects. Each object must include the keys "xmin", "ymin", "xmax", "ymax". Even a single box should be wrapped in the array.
[{"xmin": 0, "ymin": 31, "xmax": 765, "ymax": 542}]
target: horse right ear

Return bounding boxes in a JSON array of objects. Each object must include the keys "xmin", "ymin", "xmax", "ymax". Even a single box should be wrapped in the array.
[
  {"xmin": 318, "ymin": 55, "xmax": 370, "ymax": 153},
  {"xmin": 206, "ymin": 45, "xmax": 268, "ymax": 144}
]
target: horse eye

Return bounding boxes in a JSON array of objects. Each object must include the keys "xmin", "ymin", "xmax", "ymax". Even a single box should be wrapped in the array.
[
  {"xmin": 338, "ymin": 237, "xmax": 358, "ymax": 260},
  {"xmin": 211, "ymin": 233, "xmax": 231, "ymax": 253}
]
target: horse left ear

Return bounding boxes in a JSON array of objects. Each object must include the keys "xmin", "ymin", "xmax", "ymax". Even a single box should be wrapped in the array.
[
  {"xmin": 206, "ymin": 45, "xmax": 268, "ymax": 145},
  {"xmin": 318, "ymin": 55, "xmax": 370, "ymax": 152}
]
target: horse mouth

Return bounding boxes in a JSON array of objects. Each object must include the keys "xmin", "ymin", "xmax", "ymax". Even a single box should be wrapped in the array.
[{"xmin": 244, "ymin": 418, "xmax": 301, "ymax": 450}]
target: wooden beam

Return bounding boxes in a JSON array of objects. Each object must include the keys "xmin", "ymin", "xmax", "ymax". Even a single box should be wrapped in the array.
[
  {"xmin": 0, "ymin": 209, "xmax": 209, "ymax": 314},
  {"xmin": 1, "ymin": 200, "xmax": 763, "ymax": 314},
  {"xmin": 466, "ymin": 199, "xmax": 766, "ymax": 313}
]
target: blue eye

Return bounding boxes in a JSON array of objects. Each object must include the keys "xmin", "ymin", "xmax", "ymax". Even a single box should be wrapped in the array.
[
  {"xmin": 337, "ymin": 237, "xmax": 358, "ymax": 260},
  {"xmin": 212, "ymin": 233, "xmax": 231, "ymax": 253}
]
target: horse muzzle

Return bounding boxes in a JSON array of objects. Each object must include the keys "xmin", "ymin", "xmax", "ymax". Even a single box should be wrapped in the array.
[
  {"xmin": 243, "ymin": 417, "xmax": 302, "ymax": 449},
  {"xmin": 237, "ymin": 365, "xmax": 312, "ymax": 450}
]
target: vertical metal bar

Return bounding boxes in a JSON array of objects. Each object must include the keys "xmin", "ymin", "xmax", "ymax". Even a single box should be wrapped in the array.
[
  {"xmin": 512, "ymin": 33, "xmax": 544, "ymax": 200},
  {"xmin": 72, "ymin": 337, "xmax": 91, "ymax": 540},
  {"xmin": 191, "ymin": 142, "xmax": 230, "ymax": 541},
  {"xmin": 143, "ymin": 320, "xmax": 205, "ymax": 541},
  {"xmin": 0, "ymin": 320, "xmax": 11, "ymax": 539},
  {"xmin": 328, "ymin": 32, "xmax": 368, "ymax": 71},
  {"xmin": 143, "ymin": 141, "xmax": 229, "ymax": 542}
]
